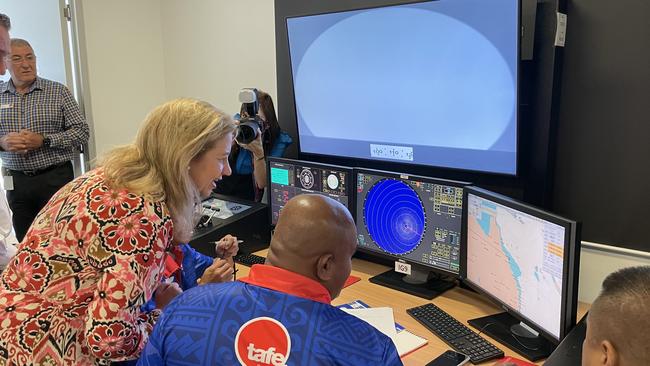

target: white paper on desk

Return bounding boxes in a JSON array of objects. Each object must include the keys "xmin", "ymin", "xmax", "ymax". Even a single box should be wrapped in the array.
[
  {"xmin": 392, "ymin": 330, "xmax": 428, "ymax": 357},
  {"xmin": 342, "ymin": 307, "xmax": 397, "ymax": 338},
  {"xmin": 201, "ymin": 198, "xmax": 251, "ymax": 220},
  {"xmin": 342, "ymin": 307, "xmax": 428, "ymax": 356}
]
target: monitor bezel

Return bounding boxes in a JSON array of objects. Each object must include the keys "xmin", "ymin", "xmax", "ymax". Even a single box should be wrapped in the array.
[
  {"xmin": 353, "ymin": 167, "xmax": 471, "ymax": 278},
  {"xmin": 266, "ymin": 156, "xmax": 354, "ymax": 227},
  {"xmin": 460, "ymin": 186, "xmax": 581, "ymax": 343},
  {"xmin": 284, "ymin": 0, "xmax": 521, "ymax": 177}
]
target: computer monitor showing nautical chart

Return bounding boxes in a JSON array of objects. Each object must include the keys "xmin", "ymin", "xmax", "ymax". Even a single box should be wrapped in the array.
[{"xmin": 461, "ymin": 186, "xmax": 581, "ymax": 361}]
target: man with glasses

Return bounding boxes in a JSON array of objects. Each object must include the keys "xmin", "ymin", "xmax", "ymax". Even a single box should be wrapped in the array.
[{"xmin": 0, "ymin": 38, "xmax": 89, "ymax": 241}]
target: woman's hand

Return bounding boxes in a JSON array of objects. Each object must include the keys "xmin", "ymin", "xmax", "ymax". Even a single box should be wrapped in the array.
[
  {"xmin": 154, "ymin": 282, "xmax": 183, "ymax": 309},
  {"xmin": 216, "ymin": 234, "xmax": 239, "ymax": 259},
  {"xmin": 197, "ymin": 258, "xmax": 234, "ymax": 284},
  {"xmin": 237, "ymin": 128, "xmax": 264, "ymax": 159}
]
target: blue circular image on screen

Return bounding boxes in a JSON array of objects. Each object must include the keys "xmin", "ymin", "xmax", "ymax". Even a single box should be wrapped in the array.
[{"xmin": 364, "ymin": 179, "xmax": 425, "ymax": 255}]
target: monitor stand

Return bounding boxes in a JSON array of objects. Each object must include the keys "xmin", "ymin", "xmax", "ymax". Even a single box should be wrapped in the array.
[
  {"xmin": 468, "ymin": 312, "xmax": 555, "ymax": 361},
  {"xmin": 368, "ymin": 268, "xmax": 455, "ymax": 300}
]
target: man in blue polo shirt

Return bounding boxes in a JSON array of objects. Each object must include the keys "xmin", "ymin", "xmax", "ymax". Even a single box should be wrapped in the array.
[{"xmin": 138, "ymin": 194, "xmax": 402, "ymax": 366}]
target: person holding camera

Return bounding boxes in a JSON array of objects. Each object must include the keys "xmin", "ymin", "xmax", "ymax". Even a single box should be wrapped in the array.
[{"xmin": 214, "ymin": 89, "xmax": 292, "ymax": 202}]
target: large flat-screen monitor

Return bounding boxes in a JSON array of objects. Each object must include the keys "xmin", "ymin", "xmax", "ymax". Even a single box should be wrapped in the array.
[
  {"xmin": 286, "ymin": 0, "xmax": 519, "ymax": 175},
  {"xmin": 461, "ymin": 186, "xmax": 581, "ymax": 361},
  {"xmin": 355, "ymin": 168, "xmax": 469, "ymax": 298},
  {"xmin": 268, "ymin": 157, "xmax": 352, "ymax": 226}
]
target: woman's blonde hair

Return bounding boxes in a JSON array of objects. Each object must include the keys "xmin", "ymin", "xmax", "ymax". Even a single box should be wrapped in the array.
[{"xmin": 101, "ymin": 98, "xmax": 237, "ymax": 242}]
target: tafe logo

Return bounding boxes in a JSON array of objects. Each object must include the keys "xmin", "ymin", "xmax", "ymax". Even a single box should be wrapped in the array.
[{"xmin": 235, "ymin": 317, "xmax": 291, "ymax": 366}]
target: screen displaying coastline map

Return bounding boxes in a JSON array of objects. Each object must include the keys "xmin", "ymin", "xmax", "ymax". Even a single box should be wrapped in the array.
[{"xmin": 466, "ymin": 193, "xmax": 566, "ymax": 338}]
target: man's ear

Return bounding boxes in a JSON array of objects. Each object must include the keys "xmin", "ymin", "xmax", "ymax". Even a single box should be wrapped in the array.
[
  {"xmin": 315, "ymin": 253, "xmax": 335, "ymax": 282},
  {"xmin": 601, "ymin": 340, "xmax": 618, "ymax": 366}
]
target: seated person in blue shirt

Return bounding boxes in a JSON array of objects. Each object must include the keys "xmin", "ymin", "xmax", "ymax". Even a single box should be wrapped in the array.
[
  {"xmin": 214, "ymin": 89, "xmax": 292, "ymax": 202},
  {"xmin": 581, "ymin": 266, "xmax": 650, "ymax": 366},
  {"xmin": 116, "ymin": 237, "xmax": 238, "ymax": 366},
  {"xmin": 138, "ymin": 194, "xmax": 402, "ymax": 366},
  {"xmin": 140, "ymin": 234, "xmax": 240, "ymax": 313}
]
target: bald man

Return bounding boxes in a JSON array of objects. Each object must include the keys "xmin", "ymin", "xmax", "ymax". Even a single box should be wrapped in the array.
[
  {"xmin": 139, "ymin": 194, "xmax": 402, "ymax": 366},
  {"xmin": 581, "ymin": 266, "xmax": 650, "ymax": 366}
]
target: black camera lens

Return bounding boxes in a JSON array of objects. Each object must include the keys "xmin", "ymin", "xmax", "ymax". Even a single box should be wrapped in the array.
[{"xmin": 236, "ymin": 120, "xmax": 260, "ymax": 144}]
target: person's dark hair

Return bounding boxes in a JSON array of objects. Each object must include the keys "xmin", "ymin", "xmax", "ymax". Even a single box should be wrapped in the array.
[
  {"xmin": 0, "ymin": 13, "xmax": 10, "ymax": 30},
  {"xmin": 600, "ymin": 266, "xmax": 650, "ymax": 297},
  {"xmin": 256, "ymin": 90, "xmax": 281, "ymax": 149},
  {"xmin": 589, "ymin": 266, "xmax": 650, "ymax": 364}
]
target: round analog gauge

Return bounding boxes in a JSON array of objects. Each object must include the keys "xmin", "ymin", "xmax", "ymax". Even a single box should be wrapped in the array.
[
  {"xmin": 326, "ymin": 174, "xmax": 339, "ymax": 190},
  {"xmin": 299, "ymin": 169, "xmax": 315, "ymax": 189}
]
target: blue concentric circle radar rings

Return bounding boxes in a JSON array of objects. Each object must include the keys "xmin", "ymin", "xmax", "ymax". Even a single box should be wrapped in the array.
[{"xmin": 363, "ymin": 179, "xmax": 426, "ymax": 255}]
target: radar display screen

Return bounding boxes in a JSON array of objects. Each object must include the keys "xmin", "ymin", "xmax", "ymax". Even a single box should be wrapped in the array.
[{"xmin": 356, "ymin": 169, "xmax": 465, "ymax": 274}]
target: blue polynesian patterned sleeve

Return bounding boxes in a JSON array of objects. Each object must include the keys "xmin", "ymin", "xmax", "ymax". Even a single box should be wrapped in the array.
[
  {"xmin": 383, "ymin": 338, "xmax": 404, "ymax": 365},
  {"xmin": 139, "ymin": 244, "xmax": 214, "ymax": 311},
  {"xmin": 179, "ymin": 243, "xmax": 214, "ymax": 290},
  {"xmin": 136, "ymin": 300, "xmax": 177, "ymax": 366}
]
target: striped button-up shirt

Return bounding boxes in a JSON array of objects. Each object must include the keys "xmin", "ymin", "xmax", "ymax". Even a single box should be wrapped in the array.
[{"xmin": 0, "ymin": 77, "xmax": 89, "ymax": 171}]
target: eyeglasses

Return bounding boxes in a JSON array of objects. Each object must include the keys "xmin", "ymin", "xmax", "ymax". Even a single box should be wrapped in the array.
[{"xmin": 6, "ymin": 54, "xmax": 36, "ymax": 65}]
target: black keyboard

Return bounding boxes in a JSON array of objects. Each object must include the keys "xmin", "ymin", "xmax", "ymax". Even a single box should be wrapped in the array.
[
  {"xmin": 234, "ymin": 253, "xmax": 266, "ymax": 267},
  {"xmin": 407, "ymin": 303, "xmax": 504, "ymax": 364}
]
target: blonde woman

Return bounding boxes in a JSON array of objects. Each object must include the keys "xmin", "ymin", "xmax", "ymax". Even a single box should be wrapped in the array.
[{"xmin": 0, "ymin": 99, "xmax": 238, "ymax": 365}]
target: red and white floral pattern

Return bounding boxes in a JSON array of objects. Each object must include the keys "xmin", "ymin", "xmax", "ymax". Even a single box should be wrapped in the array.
[{"xmin": 0, "ymin": 169, "xmax": 173, "ymax": 365}]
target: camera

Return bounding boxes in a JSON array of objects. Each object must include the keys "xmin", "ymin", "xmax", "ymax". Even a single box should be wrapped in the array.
[{"xmin": 235, "ymin": 88, "xmax": 265, "ymax": 144}]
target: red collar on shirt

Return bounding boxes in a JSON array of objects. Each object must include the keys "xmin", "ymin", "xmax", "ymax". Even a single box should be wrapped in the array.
[
  {"xmin": 164, "ymin": 246, "xmax": 184, "ymax": 283},
  {"xmin": 239, "ymin": 264, "xmax": 332, "ymax": 304}
]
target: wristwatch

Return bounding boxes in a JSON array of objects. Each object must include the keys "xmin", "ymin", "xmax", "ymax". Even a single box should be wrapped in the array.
[{"xmin": 42, "ymin": 134, "xmax": 52, "ymax": 147}]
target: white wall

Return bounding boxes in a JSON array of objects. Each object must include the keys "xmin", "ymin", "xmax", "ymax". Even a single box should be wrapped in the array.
[
  {"xmin": 0, "ymin": 0, "xmax": 69, "ymax": 86},
  {"xmin": 80, "ymin": 0, "xmax": 276, "ymax": 158},
  {"xmin": 160, "ymin": 0, "xmax": 277, "ymax": 115},
  {"xmin": 578, "ymin": 242, "xmax": 650, "ymax": 303},
  {"xmin": 78, "ymin": 0, "xmax": 167, "ymax": 159}
]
